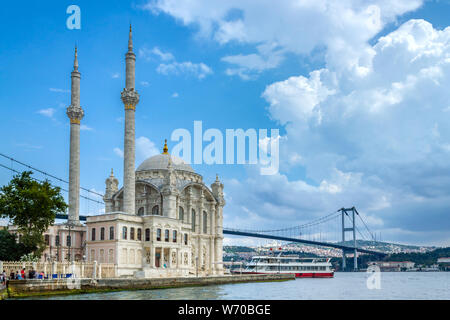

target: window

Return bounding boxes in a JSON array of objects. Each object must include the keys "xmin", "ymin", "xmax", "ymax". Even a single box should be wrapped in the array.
[
  {"xmin": 109, "ymin": 226, "xmax": 114, "ymax": 240},
  {"xmin": 67, "ymin": 235, "xmax": 71, "ymax": 246},
  {"xmin": 173, "ymin": 230, "xmax": 177, "ymax": 243},
  {"xmin": 55, "ymin": 235, "xmax": 60, "ymax": 246},
  {"xmin": 165, "ymin": 229, "xmax": 169, "ymax": 242},
  {"xmin": 122, "ymin": 227, "xmax": 127, "ymax": 240},
  {"xmin": 184, "ymin": 233, "xmax": 188, "ymax": 245},
  {"xmin": 156, "ymin": 228, "xmax": 161, "ymax": 241},
  {"xmin": 44, "ymin": 234, "xmax": 50, "ymax": 245},
  {"xmin": 152, "ymin": 205, "xmax": 159, "ymax": 216},
  {"xmin": 130, "ymin": 227, "xmax": 135, "ymax": 240},
  {"xmin": 191, "ymin": 209, "xmax": 196, "ymax": 232},
  {"xmin": 100, "ymin": 227, "xmax": 105, "ymax": 241},
  {"xmin": 203, "ymin": 211, "xmax": 208, "ymax": 234},
  {"xmin": 138, "ymin": 207, "xmax": 145, "ymax": 216},
  {"xmin": 145, "ymin": 228, "xmax": 150, "ymax": 241},
  {"xmin": 92, "ymin": 228, "xmax": 96, "ymax": 241},
  {"xmin": 179, "ymin": 206, "xmax": 184, "ymax": 221},
  {"xmin": 137, "ymin": 228, "xmax": 142, "ymax": 241}
]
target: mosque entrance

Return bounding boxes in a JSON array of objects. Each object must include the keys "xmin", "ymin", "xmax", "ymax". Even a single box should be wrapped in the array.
[{"xmin": 155, "ymin": 250, "xmax": 161, "ymax": 268}]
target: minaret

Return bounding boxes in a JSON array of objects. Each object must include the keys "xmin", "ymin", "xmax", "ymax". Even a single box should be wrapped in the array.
[
  {"xmin": 121, "ymin": 25, "xmax": 140, "ymax": 214},
  {"xmin": 66, "ymin": 46, "xmax": 84, "ymax": 225}
]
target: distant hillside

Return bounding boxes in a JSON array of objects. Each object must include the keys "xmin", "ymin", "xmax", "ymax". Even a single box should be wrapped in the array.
[
  {"xmin": 384, "ymin": 247, "xmax": 450, "ymax": 266},
  {"xmin": 336, "ymin": 240, "xmax": 432, "ymax": 253},
  {"xmin": 223, "ymin": 246, "xmax": 256, "ymax": 253}
]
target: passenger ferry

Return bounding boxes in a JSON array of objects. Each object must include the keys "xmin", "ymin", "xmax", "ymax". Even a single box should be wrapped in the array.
[{"xmin": 234, "ymin": 254, "xmax": 334, "ymax": 278}]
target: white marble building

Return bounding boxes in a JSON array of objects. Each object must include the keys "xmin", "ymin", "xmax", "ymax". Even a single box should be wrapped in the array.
[{"xmin": 84, "ymin": 27, "xmax": 225, "ymax": 277}]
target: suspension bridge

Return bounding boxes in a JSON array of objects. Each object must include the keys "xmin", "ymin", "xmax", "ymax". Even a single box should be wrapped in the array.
[{"xmin": 0, "ymin": 153, "xmax": 386, "ymax": 270}]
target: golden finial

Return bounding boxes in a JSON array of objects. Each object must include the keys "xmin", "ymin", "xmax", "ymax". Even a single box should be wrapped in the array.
[
  {"xmin": 110, "ymin": 168, "xmax": 114, "ymax": 176},
  {"xmin": 162, "ymin": 139, "xmax": 169, "ymax": 154}
]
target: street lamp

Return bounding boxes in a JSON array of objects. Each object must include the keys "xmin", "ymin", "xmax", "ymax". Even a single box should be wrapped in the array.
[{"xmin": 65, "ymin": 221, "xmax": 75, "ymax": 262}]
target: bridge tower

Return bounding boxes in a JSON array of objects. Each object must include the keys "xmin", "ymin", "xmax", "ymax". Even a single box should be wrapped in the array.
[{"xmin": 340, "ymin": 207, "xmax": 358, "ymax": 271}]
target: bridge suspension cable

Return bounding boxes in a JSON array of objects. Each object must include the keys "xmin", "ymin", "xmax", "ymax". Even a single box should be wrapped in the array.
[
  {"xmin": 0, "ymin": 161, "xmax": 103, "ymax": 205},
  {"xmin": 0, "ymin": 152, "xmax": 104, "ymax": 198}
]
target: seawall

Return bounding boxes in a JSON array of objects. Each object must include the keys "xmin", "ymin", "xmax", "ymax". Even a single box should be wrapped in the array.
[{"xmin": 6, "ymin": 273, "xmax": 294, "ymax": 299}]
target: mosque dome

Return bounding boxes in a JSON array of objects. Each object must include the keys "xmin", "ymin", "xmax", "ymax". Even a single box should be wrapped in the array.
[
  {"xmin": 136, "ymin": 140, "xmax": 194, "ymax": 173},
  {"xmin": 136, "ymin": 153, "xmax": 194, "ymax": 172}
]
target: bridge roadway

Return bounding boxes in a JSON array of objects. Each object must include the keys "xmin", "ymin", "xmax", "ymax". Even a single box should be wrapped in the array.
[{"xmin": 55, "ymin": 214, "xmax": 385, "ymax": 256}]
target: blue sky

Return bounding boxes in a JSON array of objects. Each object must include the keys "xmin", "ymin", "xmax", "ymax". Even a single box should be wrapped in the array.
[{"xmin": 1, "ymin": 0, "xmax": 450, "ymax": 246}]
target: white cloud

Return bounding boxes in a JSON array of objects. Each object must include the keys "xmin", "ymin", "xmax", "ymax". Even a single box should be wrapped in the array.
[
  {"xmin": 172, "ymin": 92, "xmax": 179, "ymax": 98},
  {"xmin": 157, "ymin": 61, "xmax": 212, "ymax": 79},
  {"xmin": 80, "ymin": 124, "xmax": 93, "ymax": 131},
  {"xmin": 37, "ymin": 108, "xmax": 56, "ymax": 118},
  {"xmin": 112, "ymin": 73, "xmax": 120, "ymax": 79},
  {"xmin": 144, "ymin": 0, "xmax": 423, "ymax": 78},
  {"xmin": 136, "ymin": 136, "xmax": 160, "ymax": 162},
  {"xmin": 140, "ymin": 81, "xmax": 150, "ymax": 87},
  {"xmin": 113, "ymin": 147, "xmax": 124, "ymax": 158},
  {"xmin": 49, "ymin": 88, "xmax": 69, "ymax": 93},
  {"xmin": 139, "ymin": 47, "xmax": 175, "ymax": 61}
]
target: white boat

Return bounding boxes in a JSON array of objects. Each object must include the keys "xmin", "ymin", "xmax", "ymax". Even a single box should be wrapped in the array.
[{"xmin": 233, "ymin": 253, "xmax": 334, "ymax": 278}]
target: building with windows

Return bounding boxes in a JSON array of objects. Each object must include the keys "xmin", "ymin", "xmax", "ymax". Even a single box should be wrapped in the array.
[{"xmin": 82, "ymin": 27, "xmax": 225, "ymax": 277}]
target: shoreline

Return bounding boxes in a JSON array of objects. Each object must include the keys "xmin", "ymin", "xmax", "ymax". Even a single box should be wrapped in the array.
[{"xmin": 5, "ymin": 273, "xmax": 294, "ymax": 299}]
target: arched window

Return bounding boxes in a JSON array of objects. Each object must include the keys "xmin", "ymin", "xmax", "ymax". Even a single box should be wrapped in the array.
[
  {"xmin": 100, "ymin": 227, "xmax": 105, "ymax": 241},
  {"xmin": 203, "ymin": 211, "xmax": 208, "ymax": 234},
  {"xmin": 191, "ymin": 209, "xmax": 196, "ymax": 232},
  {"xmin": 152, "ymin": 205, "xmax": 159, "ymax": 216},
  {"xmin": 122, "ymin": 227, "xmax": 127, "ymax": 240},
  {"xmin": 109, "ymin": 226, "xmax": 114, "ymax": 240},
  {"xmin": 164, "ymin": 229, "xmax": 169, "ymax": 242},
  {"xmin": 156, "ymin": 228, "xmax": 161, "ymax": 241},
  {"xmin": 55, "ymin": 235, "xmax": 60, "ymax": 246},
  {"xmin": 137, "ymin": 228, "xmax": 142, "ymax": 241},
  {"xmin": 184, "ymin": 233, "xmax": 188, "ymax": 245},
  {"xmin": 179, "ymin": 206, "xmax": 184, "ymax": 221},
  {"xmin": 92, "ymin": 228, "xmax": 96, "ymax": 241},
  {"xmin": 138, "ymin": 207, "xmax": 145, "ymax": 216},
  {"xmin": 173, "ymin": 230, "xmax": 177, "ymax": 243},
  {"xmin": 145, "ymin": 228, "xmax": 150, "ymax": 241},
  {"xmin": 44, "ymin": 235, "xmax": 50, "ymax": 245},
  {"xmin": 130, "ymin": 227, "xmax": 135, "ymax": 240}
]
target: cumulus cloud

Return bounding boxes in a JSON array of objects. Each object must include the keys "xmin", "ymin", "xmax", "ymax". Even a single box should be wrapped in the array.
[
  {"xmin": 144, "ymin": 0, "xmax": 423, "ymax": 78},
  {"xmin": 143, "ymin": 1, "xmax": 450, "ymax": 245}
]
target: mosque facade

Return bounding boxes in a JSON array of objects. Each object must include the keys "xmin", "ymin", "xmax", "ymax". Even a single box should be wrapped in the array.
[{"xmin": 28, "ymin": 26, "xmax": 225, "ymax": 278}]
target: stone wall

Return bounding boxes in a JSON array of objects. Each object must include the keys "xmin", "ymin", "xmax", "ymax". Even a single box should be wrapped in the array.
[{"xmin": 6, "ymin": 274, "xmax": 294, "ymax": 298}]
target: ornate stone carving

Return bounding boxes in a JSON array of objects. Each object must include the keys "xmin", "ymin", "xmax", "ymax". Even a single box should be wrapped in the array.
[
  {"xmin": 121, "ymin": 88, "xmax": 140, "ymax": 109},
  {"xmin": 66, "ymin": 105, "xmax": 84, "ymax": 122}
]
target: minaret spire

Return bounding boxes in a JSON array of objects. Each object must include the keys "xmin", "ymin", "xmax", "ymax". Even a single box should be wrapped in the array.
[
  {"xmin": 73, "ymin": 45, "xmax": 78, "ymax": 71},
  {"xmin": 66, "ymin": 46, "xmax": 84, "ymax": 226},
  {"xmin": 128, "ymin": 24, "xmax": 133, "ymax": 52},
  {"xmin": 121, "ymin": 26, "xmax": 140, "ymax": 215}
]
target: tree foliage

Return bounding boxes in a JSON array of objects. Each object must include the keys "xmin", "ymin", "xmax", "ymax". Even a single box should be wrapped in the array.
[
  {"xmin": 0, "ymin": 171, "xmax": 67, "ymax": 256},
  {"xmin": 0, "ymin": 229, "xmax": 27, "ymax": 260}
]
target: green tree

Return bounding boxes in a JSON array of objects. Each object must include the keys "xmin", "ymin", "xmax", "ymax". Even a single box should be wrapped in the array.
[
  {"xmin": 0, "ymin": 171, "xmax": 67, "ymax": 257},
  {"xmin": 0, "ymin": 229, "xmax": 27, "ymax": 260}
]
